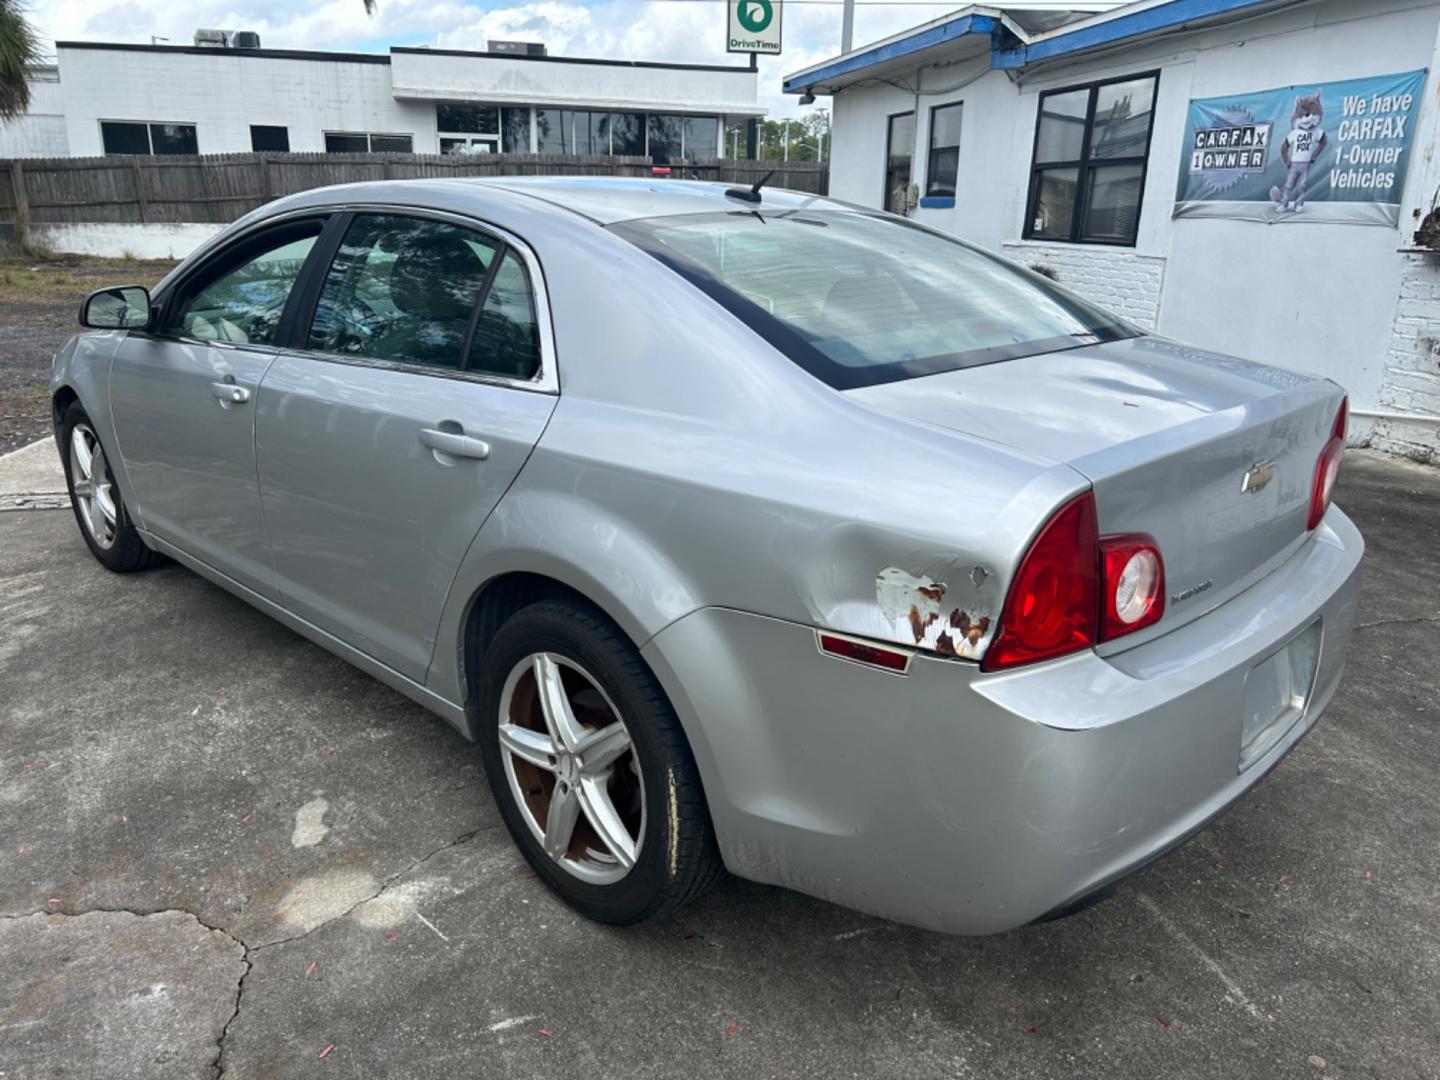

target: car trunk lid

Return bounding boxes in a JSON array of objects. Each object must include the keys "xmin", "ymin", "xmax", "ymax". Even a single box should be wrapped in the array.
[{"xmin": 846, "ymin": 335, "xmax": 1345, "ymax": 640}]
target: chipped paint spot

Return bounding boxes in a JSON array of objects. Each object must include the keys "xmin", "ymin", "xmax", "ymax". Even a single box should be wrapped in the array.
[{"xmin": 877, "ymin": 568, "xmax": 993, "ymax": 659}]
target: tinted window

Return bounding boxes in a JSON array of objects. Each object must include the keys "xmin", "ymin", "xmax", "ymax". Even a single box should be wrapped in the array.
[
  {"xmin": 611, "ymin": 112, "xmax": 645, "ymax": 156},
  {"xmin": 100, "ymin": 121, "xmax": 196, "ymax": 155},
  {"xmin": 307, "ymin": 214, "xmax": 499, "ymax": 370},
  {"xmin": 101, "ymin": 121, "xmax": 150, "ymax": 155},
  {"xmin": 1024, "ymin": 72, "xmax": 1159, "ymax": 246},
  {"xmin": 250, "ymin": 125, "xmax": 290, "ymax": 152},
  {"xmin": 884, "ymin": 113, "xmax": 914, "ymax": 215},
  {"xmin": 437, "ymin": 103, "xmax": 499, "ymax": 134},
  {"xmin": 467, "ymin": 251, "xmax": 541, "ymax": 380},
  {"xmin": 165, "ymin": 227, "xmax": 321, "ymax": 345},
  {"xmin": 325, "ymin": 132, "xmax": 369, "ymax": 153},
  {"xmin": 684, "ymin": 116, "xmax": 719, "ymax": 161},
  {"xmin": 926, "ymin": 103, "xmax": 962, "ymax": 197},
  {"xmin": 649, "ymin": 114, "xmax": 683, "ymax": 164},
  {"xmin": 613, "ymin": 210, "xmax": 1134, "ymax": 390},
  {"xmin": 502, "ymin": 107, "xmax": 531, "ymax": 153},
  {"xmin": 151, "ymin": 124, "xmax": 198, "ymax": 155},
  {"xmin": 370, "ymin": 134, "xmax": 413, "ymax": 153}
]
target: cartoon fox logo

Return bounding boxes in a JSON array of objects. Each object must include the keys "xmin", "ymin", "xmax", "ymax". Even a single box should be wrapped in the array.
[{"xmin": 1271, "ymin": 92, "xmax": 1328, "ymax": 213}]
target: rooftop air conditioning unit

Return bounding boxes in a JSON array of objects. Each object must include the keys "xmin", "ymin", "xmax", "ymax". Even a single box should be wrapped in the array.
[
  {"xmin": 487, "ymin": 40, "xmax": 547, "ymax": 57},
  {"xmin": 194, "ymin": 28, "xmax": 229, "ymax": 47},
  {"xmin": 232, "ymin": 30, "xmax": 261, "ymax": 49}
]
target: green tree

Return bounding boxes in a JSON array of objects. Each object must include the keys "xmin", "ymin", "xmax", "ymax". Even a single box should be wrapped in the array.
[{"xmin": 0, "ymin": 0, "xmax": 43, "ymax": 122}]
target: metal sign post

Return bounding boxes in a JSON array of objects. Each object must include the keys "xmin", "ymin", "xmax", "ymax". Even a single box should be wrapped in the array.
[{"xmin": 728, "ymin": 0, "xmax": 783, "ymax": 55}]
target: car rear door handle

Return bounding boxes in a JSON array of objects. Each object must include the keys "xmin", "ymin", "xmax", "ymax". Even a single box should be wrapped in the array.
[
  {"xmin": 419, "ymin": 426, "xmax": 491, "ymax": 461},
  {"xmin": 211, "ymin": 381, "xmax": 251, "ymax": 404}
]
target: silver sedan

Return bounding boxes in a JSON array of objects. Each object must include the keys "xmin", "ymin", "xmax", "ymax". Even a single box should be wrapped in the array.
[{"xmin": 52, "ymin": 178, "xmax": 1362, "ymax": 934}]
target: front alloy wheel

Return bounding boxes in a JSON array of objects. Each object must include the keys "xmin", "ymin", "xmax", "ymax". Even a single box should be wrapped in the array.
[
  {"xmin": 69, "ymin": 423, "xmax": 117, "ymax": 549},
  {"xmin": 498, "ymin": 652, "xmax": 644, "ymax": 884}
]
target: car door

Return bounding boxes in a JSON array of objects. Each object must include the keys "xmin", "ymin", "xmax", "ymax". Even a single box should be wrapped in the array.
[
  {"xmin": 255, "ymin": 210, "xmax": 558, "ymax": 682},
  {"xmin": 108, "ymin": 215, "xmax": 331, "ymax": 597}
]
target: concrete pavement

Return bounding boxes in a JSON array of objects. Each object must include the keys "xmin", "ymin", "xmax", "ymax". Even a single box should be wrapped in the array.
[{"xmin": 1, "ymin": 446, "xmax": 1437, "ymax": 1079}]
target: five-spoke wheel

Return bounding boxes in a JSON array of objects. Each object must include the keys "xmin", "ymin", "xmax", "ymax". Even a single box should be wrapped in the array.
[
  {"xmin": 477, "ymin": 599, "xmax": 723, "ymax": 924},
  {"xmin": 498, "ymin": 652, "xmax": 644, "ymax": 883},
  {"xmin": 68, "ymin": 422, "xmax": 118, "ymax": 549}
]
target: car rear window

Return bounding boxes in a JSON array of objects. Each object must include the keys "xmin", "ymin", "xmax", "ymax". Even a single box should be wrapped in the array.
[{"xmin": 610, "ymin": 209, "xmax": 1137, "ymax": 390}]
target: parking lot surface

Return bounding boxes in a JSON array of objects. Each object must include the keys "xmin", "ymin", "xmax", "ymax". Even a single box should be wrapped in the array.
[{"xmin": 1, "ymin": 445, "xmax": 1437, "ymax": 1079}]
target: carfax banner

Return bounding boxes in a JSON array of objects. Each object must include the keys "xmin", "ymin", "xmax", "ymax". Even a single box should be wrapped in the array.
[{"xmin": 1174, "ymin": 69, "xmax": 1426, "ymax": 226}]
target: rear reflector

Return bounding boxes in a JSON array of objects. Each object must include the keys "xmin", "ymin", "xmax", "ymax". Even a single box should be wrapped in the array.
[
  {"xmin": 982, "ymin": 492, "xmax": 1100, "ymax": 672},
  {"xmin": 1308, "ymin": 397, "xmax": 1348, "ymax": 531},
  {"xmin": 1100, "ymin": 535, "xmax": 1165, "ymax": 640},
  {"xmin": 816, "ymin": 631, "xmax": 913, "ymax": 674}
]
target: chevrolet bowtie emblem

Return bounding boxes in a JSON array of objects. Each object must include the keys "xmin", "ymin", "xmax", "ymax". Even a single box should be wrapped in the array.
[{"xmin": 1241, "ymin": 460, "xmax": 1277, "ymax": 494}]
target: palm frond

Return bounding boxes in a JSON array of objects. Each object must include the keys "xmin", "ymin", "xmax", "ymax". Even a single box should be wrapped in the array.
[{"xmin": 0, "ymin": 0, "xmax": 44, "ymax": 122}]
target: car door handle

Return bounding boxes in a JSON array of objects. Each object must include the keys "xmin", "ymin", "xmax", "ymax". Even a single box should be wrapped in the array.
[
  {"xmin": 211, "ymin": 381, "xmax": 251, "ymax": 404},
  {"xmin": 418, "ymin": 427, "xmax": 491, "ymax": 461}
]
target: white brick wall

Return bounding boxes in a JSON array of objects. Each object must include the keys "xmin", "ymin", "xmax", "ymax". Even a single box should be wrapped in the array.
[
  {"xmin": 1000, "ymin": 243, "xmax": 1166, "ymax": 331},
  {"xmin": 1373, "ymin": 253, "xmax": 1440, "ymax": 464}
]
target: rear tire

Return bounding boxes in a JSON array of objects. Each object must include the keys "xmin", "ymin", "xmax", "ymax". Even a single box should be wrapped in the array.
[
  {"xmin": 476, "ymin": 599, "xmax": 723, "ymax": 924},
  {"xmin": 59, "ymin": 401, "xmax": 165, "ymax": 573}
]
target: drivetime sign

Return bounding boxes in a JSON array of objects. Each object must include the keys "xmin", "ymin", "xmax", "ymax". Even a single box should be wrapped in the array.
[{"xmin": 728, "ymin": 0, "xmax": 782, "ymax": 54}]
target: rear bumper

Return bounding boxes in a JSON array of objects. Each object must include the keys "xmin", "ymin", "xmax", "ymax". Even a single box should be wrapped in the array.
[{"xmin": 642, "ymin": 507, "xmax": 1364, "ymax": 935}]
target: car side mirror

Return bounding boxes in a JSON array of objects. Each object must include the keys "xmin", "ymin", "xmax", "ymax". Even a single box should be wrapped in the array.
[{"xmin": 80, "ymin": 285, "xmax": 152, "ymax": 330}]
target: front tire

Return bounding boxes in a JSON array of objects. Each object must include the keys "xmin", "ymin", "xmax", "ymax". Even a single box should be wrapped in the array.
[
  {"xmin": 476, "ymin": 599, "xmax": 723, "ymax": 924},
  {"xmin": 59, "ymin": 401, "xmax": 164, "ymax": 573}
]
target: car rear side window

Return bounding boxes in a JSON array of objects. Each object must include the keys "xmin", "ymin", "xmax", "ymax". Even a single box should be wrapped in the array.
[
  {"xmin": 307, "ymin": 214, "xmax": 501, "ymax": 371},
  {"xmin": 163, "ymin": 223, "xmax": 322, "ymax": 346},
  {"xmin": 611, "ymin": 210, "xmax": 1137, "ymax": 390},
  {"xmin": 466, "ymin": 250, "xmax": 541, "ymax": 380}
]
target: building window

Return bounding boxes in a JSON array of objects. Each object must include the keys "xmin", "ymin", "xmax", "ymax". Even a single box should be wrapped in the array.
[
  {"xmin": 324, "ymin": 132, "xmax": 414, "ymax": 154},
  {"xmin": 925, "ymin": 103, "xmax": 962, "ymax": 198},
  {"xmin": 883, "ymin": 112, "xmax": 914, "ymax": 215},
  {"xmin": 250, "ymin": 125, "xmax": 290, "ymax": 152},
  {"xmin": 101, "ymin": 121, "xmax": 197, "ymax": 156},
  {"xmin": 501, "ymin": 107, "xmax": 531, "ymax": 153},
  {"xmin": 648, "ymin": 114, "xmax": 721, "ymax": 164},
  {"xmin": 1024, "ymin": 71, "xmax": 1158, "ymax": 246}
]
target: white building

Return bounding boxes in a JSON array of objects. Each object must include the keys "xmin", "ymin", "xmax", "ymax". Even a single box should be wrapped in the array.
[
  {"xmin": 786, "ymin": 0, "xmax": 1440, "ymax": 460},
  {"xmin": 0, "ymin": 37, "xmax": 763, "ymax": 162}
]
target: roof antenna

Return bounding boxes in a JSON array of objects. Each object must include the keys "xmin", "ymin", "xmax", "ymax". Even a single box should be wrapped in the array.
[{"xmin": 726, "ymin": 170, "xmax": 774, "ymax": 204}]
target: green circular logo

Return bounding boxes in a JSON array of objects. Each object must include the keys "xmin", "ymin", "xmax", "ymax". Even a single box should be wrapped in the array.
[{"xmin": 737, "ymin": 0, "xmax": 773, "ymax": 33}]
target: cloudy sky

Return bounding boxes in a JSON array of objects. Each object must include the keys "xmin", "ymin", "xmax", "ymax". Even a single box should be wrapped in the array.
[{"xmin": 22, "ymin": 0, "xmax": 950, "ymax": 117}]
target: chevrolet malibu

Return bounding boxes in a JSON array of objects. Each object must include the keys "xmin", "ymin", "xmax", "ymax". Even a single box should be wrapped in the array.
[{"xmin": 52, "ymin": 178, "xmax": 1362, "ymax": 934}]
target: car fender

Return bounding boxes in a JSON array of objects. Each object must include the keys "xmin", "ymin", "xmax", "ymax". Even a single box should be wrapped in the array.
[
  {"xmin": 424, "ymin": 484, "xmax": 701, "ymax": 730},
  {"xmin": 50, "ymin": 332, "xmax": 143, "ymax": 524}
]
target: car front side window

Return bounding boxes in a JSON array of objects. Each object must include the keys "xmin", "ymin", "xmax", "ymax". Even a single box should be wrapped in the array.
[
  {"xmin": 164, "ymin": 228, "xmax": 321, "ymax": 346},
  {"xmin": 307, "ymin": 214, "xmax": 501, "ymax": 371}
]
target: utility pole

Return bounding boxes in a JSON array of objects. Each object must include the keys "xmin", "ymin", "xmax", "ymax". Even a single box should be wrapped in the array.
[{"xmin": 841, "ymin": 0, "xmax": 854, "ymax": 52}]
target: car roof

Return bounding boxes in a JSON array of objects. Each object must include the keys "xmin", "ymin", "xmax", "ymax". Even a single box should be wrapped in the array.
[{"xmin": 438, "ymin": 176, "xmax": 858, "ymax": 225}]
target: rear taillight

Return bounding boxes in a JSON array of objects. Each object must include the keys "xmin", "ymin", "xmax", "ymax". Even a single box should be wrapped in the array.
[
  {"xmin": 1307, "ymin": 397, "xmax": 1348, "ymax": 531},
  {"xmin": 982, "ymin": 492, "xmax": 1099, "ymax": 671},
  {"xmin": 1099, "ymin": 535, "xmax": 1164, "ymax": 640}
]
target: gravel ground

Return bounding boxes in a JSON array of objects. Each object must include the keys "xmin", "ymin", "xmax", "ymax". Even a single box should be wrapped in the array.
[{"xmin": 0, "ymin": 255, "xmax": 176, "ymax": 455}]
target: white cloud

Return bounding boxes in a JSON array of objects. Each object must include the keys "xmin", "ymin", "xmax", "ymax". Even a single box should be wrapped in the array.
[{"xmin": 27, "ymin": 0, "xmax": 937, "ymax": 117}]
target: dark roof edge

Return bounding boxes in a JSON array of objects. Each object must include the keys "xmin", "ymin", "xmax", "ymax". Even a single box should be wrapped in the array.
[{"xmin": 55, "ymin": 41, "xmax": 392, "ymax": 64}]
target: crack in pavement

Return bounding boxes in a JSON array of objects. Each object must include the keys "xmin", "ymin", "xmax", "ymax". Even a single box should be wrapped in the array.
[
  {"xmin": 1353, "ymin": 613, "xmax": 1440, "ymax": 631},
  {"xmin": 2, "ymin": 822, "xmax": 495, "ymax": 1078}
]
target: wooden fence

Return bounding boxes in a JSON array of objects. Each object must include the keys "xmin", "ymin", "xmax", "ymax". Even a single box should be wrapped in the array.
[{"xmin": 0, "ymin": 152, "xmax": 829, "ymax": 228}]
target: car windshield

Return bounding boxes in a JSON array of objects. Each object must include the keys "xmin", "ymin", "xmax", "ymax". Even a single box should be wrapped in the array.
[{"xmin": 611, "ymin": 209, "xmax": 1138, "ymax": 389}]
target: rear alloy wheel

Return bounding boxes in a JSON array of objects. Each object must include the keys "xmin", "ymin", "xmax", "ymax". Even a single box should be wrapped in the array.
[
  {"xmin": 477, "ymin": 599, "xmax": 723, "ymax": 924},
  {"xmin": 498, "ymin": 652, "xmax": 644, "ymax": 884},
  {"xmin": 59, "ymin": 401, "xmax": 165, "ymax": 573}
]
